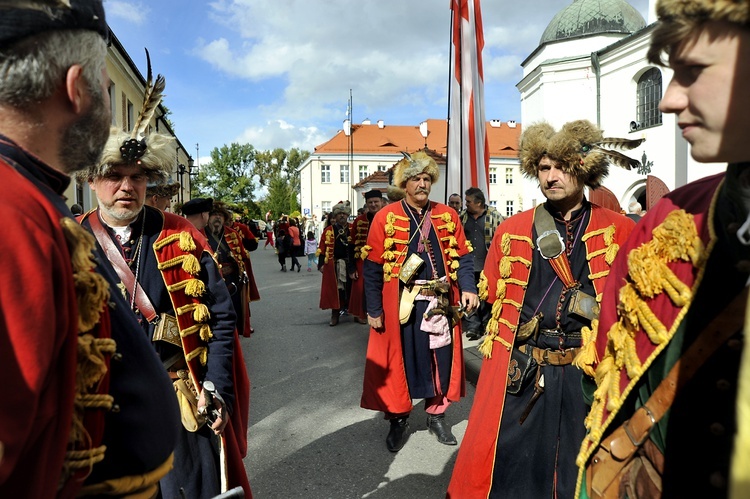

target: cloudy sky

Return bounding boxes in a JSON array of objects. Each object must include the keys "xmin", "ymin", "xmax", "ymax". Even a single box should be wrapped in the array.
[{"xmin": 105, "ymin": 0, "xmax": 651, "ymax": 163}]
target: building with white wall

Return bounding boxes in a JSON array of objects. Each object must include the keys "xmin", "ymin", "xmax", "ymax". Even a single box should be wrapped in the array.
[
  {"xmin": 518, "ymin": 0, "xmax": 724, "ymax": 212},
  {"xmin": 299, "ymin": 119, "xmax": 523, "ymax": 219}
]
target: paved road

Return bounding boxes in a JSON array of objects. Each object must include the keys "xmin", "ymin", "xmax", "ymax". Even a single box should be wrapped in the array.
[{"xmin": 241, "ymin": 248, "xmax": 478, "ymax": 498}]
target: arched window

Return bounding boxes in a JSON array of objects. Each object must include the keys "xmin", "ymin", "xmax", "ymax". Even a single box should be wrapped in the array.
[{"xmin": 636, "ymin": 68, "xmax": 662, "ymax": 128}]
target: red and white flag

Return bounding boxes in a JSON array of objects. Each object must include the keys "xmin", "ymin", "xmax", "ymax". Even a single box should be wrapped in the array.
[{"xmin": 447, "ymin": 0, "xmax": 489, "ymax": 200}]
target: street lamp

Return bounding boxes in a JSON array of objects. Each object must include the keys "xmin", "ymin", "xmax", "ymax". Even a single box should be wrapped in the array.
[{"xmin": 177, "ymin": 158, "xmax": 196, "ymax": 203}]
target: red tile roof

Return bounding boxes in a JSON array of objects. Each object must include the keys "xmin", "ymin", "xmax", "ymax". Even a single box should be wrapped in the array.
[{"xmin": 313, "ymin": 119, "xmax": 521, "ymax": 159}]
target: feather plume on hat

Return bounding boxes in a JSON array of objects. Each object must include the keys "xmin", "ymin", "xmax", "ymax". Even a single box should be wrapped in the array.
[
  {"xmin": 519, "ymin": 120, "xmax": 644, "ymax": 189},
  {"xmin": 76, "ymin": 48, "xmax": 172, "ymax": 183}
]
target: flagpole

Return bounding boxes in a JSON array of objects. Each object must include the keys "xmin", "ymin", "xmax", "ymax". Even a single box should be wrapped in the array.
[{"xmin": 445, "ymin": 6, "xmax": 456, "ymax": 203}]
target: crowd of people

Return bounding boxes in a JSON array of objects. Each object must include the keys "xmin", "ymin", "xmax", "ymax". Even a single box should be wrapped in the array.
[{"xmin": 2, "ymin": 0, "xmax": 749, "ymax": 498}]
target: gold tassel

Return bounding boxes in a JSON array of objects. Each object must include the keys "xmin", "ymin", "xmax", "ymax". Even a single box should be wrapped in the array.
[
  {"xmin": 179, "ymin": 232, "xmax": 196, "ymax": 251},
  {"xmin": 185, "ymin": 279, "xmax": 206, "ymax": 297},
  {"xmin": 199, "ymin": 324, "xmax": 213, "ymax": 341},
  {"xmin": 449, "ymin": 271, "xmax": 458, "ymax": 281},
  {"xmin": 573, "ymin": 320, "xmax": 599, "ymax": 377},
  {"xmin": 478, "ymin": 271, "xmax": 489, "ymax": 301},
  {"xmin": 181, "ymin": 254, "xmax": 201, "ymax": 275},
  {"xmin": 361, "ymin": 245, "xmax": 371, "ymax": 259},
  {"xmin": 193, "ymin": 304, "xmax": 210, "ymax": 322},
  {"xmin": 499, "ymin": 257, "xmax": 512, "ymax": 278},
  {"xmin": 502, "ymin": 233, "xmax": 512, "ymax": 255}
]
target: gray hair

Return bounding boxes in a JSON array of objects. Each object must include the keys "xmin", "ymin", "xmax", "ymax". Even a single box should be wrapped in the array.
[{"xmin": 0, "ymin": 29, "xmax": 107, "ymax": 110}]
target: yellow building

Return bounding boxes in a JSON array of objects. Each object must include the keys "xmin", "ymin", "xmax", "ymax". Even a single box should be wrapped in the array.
[{"xmin": 69, "ymin": 29, "xmax": 194, "ymax": 212}]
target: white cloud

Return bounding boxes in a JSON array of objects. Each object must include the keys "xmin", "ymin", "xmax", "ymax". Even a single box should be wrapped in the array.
[{"xmin": 106, "ymin": 1, "xmax": 150, "ymax": 25}]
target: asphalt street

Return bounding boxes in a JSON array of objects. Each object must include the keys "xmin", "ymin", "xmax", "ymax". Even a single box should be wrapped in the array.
[{"xmin": 240, "ymin": 246, "xmax": 482, "ymax": 498}]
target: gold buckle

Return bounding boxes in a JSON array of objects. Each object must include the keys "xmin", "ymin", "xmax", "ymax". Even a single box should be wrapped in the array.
[{"xmin": 152, "ymin": 313, "xmax": 181, "ymax": 348}]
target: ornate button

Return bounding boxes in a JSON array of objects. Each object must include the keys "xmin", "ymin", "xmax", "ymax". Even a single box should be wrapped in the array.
[
  {"xmin": 716, "ymin": 379, "xmax": 731, "ymax": 391},
  {"xmin": 709, "ymin": 471, "xmax": 726, "ymax": 489}
]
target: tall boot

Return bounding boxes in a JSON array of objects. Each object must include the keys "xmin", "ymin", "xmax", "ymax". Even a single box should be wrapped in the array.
[
  {"xmin": 329, "ymin": 309, "xmax": 339, "ymax": 327},
  {"xmin": 427, "ymin": 413, "xmax": 457, "ymax": 445},
  {"xmin": 386, "ymin": 417, "xmax": 410, "ymax": 452},
  {"xmin": 281, "ymin": 264, "xmax": 287, "ymax": 272}
]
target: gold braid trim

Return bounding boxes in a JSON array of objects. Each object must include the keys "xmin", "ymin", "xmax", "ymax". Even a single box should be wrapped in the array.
[
  {"xmin": 77, "ymin": 393, "xmax": 115, "ymax": 410},
  {"xmin": 502, "ymin": 232, "xmax": 533, "ymax": 255},
  {"xmin": 361, "ymin": 244, "xmax": 372, "ymax": 259},
  {"xmin": 436, "ymin": 222, "xmax": 456, "ymax": 233},
  {"xmin": 440, "ymin": 235, "xmax": 459, "ymax": 247},
  {"xmin": 167, "ymin": 279, "xmax": 206, "ymax": 297},
  {"xmin": 477, "ymin": 271, "xmax": 489, "ymax": 300},
  {"xmin": 465, "ymin": 240, "xmax": 473, "ymax": 252},
  {"xmin": 589, "ymin": 270, "xmax": 610, "ymax": 281},
  {"xmin": 185, "ymin": 346, "xmax": 208, "ymax": 365},
  {"xmin": 157, "ymin": 254, "xmax": 201, "ymax": 275},
  {"xmin": 499, "ymin": 255, "xmax": 531, "ymax": 278},
  {"xmin": 315, "ymin": 248, "xmax": 322, "ymax": 257},
  {"xmin": 176, "ymin": 302, "xmax": 211, "ymax": 322},
  {"xmin": 62, "ymin": 444, "xmax": 107, "ymax": 476},
  {"xmin": 153, "ymin": 231, "xmax": 197, "ymax": 252},
  {"xmin": 77, "ymin": 453, "xmax": 174, "ymax": 497},
  {"xmin": 61, "ymin": 218, "xmax": 110, "ymax": 333},
  {"xmin": 478, "ymin": 333, "xmax": 512, "ymax": 358},
  {"xmin": 504, "ymin": 298, "xmax": 523, "ymax": 310},
  {"xmin": 573, "ymin": 319, "xmax": 599, "ymax": 377},
  {"xmin": 434, "ymin": 212, "xmax": 453, "ymax": 223},
  {"xmin": 181, "ymin": 323, "xmax": 213, "ymax": 342},
  {"xmin": 577, "ymin": 210, "xmax": 708, "ymax": 468}
]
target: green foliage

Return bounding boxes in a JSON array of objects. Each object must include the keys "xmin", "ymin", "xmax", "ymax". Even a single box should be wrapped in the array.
[
  {"xmin": 189, "ymin": 142, "xmax": 310, "ymax": 219},
  {"xmin": 192, "ymin": 143, "xmax": 256, "ymax": 203}
]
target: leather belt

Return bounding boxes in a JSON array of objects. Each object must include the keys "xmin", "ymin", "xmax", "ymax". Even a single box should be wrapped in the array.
[{"xmin": 519, "ymin": 344, "xmax": 581, "ymax": 366}]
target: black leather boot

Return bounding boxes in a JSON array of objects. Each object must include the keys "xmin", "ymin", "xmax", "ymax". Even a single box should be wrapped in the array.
[
  {"xmin": 427, "ymin": 414, "xmax": 457, "ymax": 445},
  {"xmin": 386, "ymin": 417, "xmax": 410, "ymax": 452}
]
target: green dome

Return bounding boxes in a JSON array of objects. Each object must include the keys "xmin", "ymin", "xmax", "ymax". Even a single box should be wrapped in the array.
[{"xmin": 540, "ymin": 0, "xmax": 646, "ymax": 44}]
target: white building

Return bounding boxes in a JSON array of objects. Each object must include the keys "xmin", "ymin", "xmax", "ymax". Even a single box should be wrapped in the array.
[
  {"xmin": 518, "ymin": 0, "xmax": 724, "ymax": 212},
  {"xmin": 299, "ymin": 118, "xmax": 524, "ymax": 219}
]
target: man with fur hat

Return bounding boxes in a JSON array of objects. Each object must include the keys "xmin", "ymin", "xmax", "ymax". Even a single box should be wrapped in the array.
[
  {"xmin": 0, "ymin": 2, "xmax": 179, "ymax": 497},
  {"xmin": 78, "ymin": 89, "xmax": 250, "ymax": 495},
  {"xmin": 348, "ymin": 189, "xmax": 385, "ymax": 324},
  {"xmin": 317, "ymin": 200, "xmax": 352, "ymax": 325},
  {"xmin": 448, "ymin": 120, "xmax": 636, "ymax": 497},
  {"xmin": 145, "ymin": 179, "xmax": 180, "ymax": 212},
  {"xmin": 576, "ymin": 2, "xmax": 750, "ymax": 498},
  {"xmin": 360, "ymin": 151, "xmax": 480, "ymax": 452}
]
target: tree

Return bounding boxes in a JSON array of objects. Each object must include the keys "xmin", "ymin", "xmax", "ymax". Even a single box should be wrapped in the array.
[{"xmin": 192, "ymin": 143, "xmax": 256, "ymax": 204}]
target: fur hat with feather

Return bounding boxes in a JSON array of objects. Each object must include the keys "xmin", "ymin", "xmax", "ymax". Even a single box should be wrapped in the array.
[
  {"xmin": 76, "ymin": 48, "xmax": 171, "ymax": 183},
  {"xmin": 392, "ymin": 151, "xmax": 440, "ymax": 188},
  {"xmin": 331, "ymin": 200, "xmax": 351, "ymax": 216},
  {"xmin": 657, "ymin": 0, "xmax": 749, "ymax": 26},
  {"xmin": 519, "ymin": 120, "xmax": 643, "ymax": 189}
]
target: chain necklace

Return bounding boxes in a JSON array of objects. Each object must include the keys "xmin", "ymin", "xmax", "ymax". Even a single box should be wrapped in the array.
[{"xmin": 129, "ymin": 219, "xmax": 146, "ymax": 313}]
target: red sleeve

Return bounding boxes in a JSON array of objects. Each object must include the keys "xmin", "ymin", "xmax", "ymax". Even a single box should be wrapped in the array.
[{"xmin": 0, "ymin": 197, "xmax": 77, "ymax": 496}]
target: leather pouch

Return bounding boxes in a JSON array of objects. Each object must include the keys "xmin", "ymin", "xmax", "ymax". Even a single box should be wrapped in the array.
[
  {"xmin": 506, "ymin": 347, "xmax": 536, "ymax": 395},
  {"xmin": 568, "ymin": 289, "xmax": 600, "ymax": 322},
  {"xmin": 516, "ymin": 313, "xmax": 543, "ymax": 341},
  {"xmin": 152, "ymin": 313, "xmax": 181, "ymax": 348},
  {"xmin": 398, "ymin": 253, "xmax": 424, "ymax": 284},
  {"xmin": 173, "ymin": 375, "xmax": 206, "ymax": 432}
]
